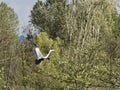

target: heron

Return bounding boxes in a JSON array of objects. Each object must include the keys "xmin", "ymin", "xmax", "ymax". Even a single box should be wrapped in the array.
[
  {"xmin": 34, "ymin": 47, "xmax": 54, "ymax": 64},
  {"xmin": 30, "ymin": 39, "xmax": 54, "ymax": 64}
]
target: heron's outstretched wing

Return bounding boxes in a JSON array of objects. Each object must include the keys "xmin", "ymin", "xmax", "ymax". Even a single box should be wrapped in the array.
[{"xmin": 34, "ymin": 47, "xmax": 43, "ymax": 59}]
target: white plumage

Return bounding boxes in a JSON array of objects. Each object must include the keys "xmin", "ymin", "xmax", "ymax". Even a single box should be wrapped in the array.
[{"xmin": 34, "ymin": 47, "xmax": 54, "ymax": 60}]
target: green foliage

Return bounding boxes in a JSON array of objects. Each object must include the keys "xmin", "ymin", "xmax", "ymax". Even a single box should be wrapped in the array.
[
  {"xmin": 0, "ymin": 2, "xmax": 19, "ymax": 89},
  {"xmin": 0, "ymin": 67, "xmax": 4, "ymax": 89},
  {"xmin": 33, "ymin": 32, "xmax": 62, "ymax": 89},
  {"xmin": 0, "ymin": 0, "xmax": 120, "ymax": 90},
  {"xmin": 31, "ymin": 0, "xmax": 120, "ymax": 89},
  {"xmin": 31, "ymin": 0, "xmax": 67, "ymax": 39}
]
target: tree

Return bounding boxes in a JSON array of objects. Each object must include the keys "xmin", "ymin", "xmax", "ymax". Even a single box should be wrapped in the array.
[
  {"xmin": 59, "ymin": 0, "xmax": 120, "ymax": 89},
  {"xmin": 31, "ymin": 0, "xmax": 120, "ymax": 89},
  {"xmin": 16, "ymin": 24, "xmax": 62, "ymax": 89},
  {"xmin": 0, "ymin": 2, "xmax": 19, "ymax": 89},
  {"xmin": 31, "ymin": 0, "xmax": 67, "ymax": 40},
  {"xmin": 34, "ymin": 32, "xmax": 61, "ymax": 89}
]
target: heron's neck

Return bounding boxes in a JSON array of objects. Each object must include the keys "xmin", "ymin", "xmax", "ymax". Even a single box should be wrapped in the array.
[{"xmin": 44, "ymin": 50, "xmax": 52, "ymax": 58}]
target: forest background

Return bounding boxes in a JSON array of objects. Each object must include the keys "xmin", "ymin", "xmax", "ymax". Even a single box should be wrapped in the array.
[{"xmin": 0, "ymin": 0, "xmax": 120, "ymax": 90}]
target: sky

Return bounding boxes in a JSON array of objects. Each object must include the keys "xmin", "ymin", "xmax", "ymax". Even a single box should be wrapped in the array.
[
  {"xmin": 0, "ymin": 0, "xmax": 45, "ymax": 27},
  {"xmin": 0, "ymin": 0, "xmax": 119, "ymax": 27},
  {"xmin": 116, "ymin": 0, "xmax": 120, "ymax": 14}
]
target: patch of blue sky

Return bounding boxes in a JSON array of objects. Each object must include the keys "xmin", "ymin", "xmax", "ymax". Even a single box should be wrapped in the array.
[
  {"xmin": 0, "ymin": 0, "xmax": 119, "ymax": 27},
  {"xmin": 0, "ymin": 0, "xmax": 45, "ymax": 27}
]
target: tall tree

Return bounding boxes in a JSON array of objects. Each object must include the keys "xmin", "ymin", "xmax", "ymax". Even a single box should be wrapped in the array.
[
  {"xmin": 31, "ymin": 0, "xmax": 67, "ymax": 40},
  {"xmin": 0, "ymin": 2, "xmax": 19, "ymax": 89},
  {"xmin": 31, "ymin": 0, "xmax": 120, "ymax": 89},
  {"xmin": 60, "ymin": 0, "xmax": 120, "ymax": 89}
]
